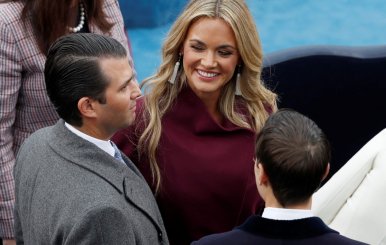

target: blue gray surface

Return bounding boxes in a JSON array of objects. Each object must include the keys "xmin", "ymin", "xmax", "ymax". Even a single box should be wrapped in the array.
[
  {"xmin": 119, "ymin": 1, "xmax": 186, "ymax": 27},
  {"xmin": 121, "ymin": 0, "xmax": 386, "ymax": 82}
]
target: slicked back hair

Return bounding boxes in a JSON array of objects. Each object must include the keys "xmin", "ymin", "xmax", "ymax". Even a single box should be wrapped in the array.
[
  {"xmin": 44, "ymin": 33, "xmax": 127, "ymax": 126},
  {"xmin": 255, "ymin": 109, "xmax": 331, "ymax": 207}
]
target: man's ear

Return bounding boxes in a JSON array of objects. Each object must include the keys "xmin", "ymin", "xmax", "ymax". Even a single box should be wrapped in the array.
[
  {"xmin": 321, "ymin": 163, "xmax": 330, "ymax": 182},
  {"xmin": 255, "ymin": 162, "xmax": 269, "ymax": 186},
  {"xmin": 77, "ymin": 97, "xmax": 97, "ymax": 119}
]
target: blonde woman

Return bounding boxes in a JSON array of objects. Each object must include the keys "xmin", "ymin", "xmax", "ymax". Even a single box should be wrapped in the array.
[{"xmin": 113, "ymin": 0, "xmax": 277, "ymax": 244}]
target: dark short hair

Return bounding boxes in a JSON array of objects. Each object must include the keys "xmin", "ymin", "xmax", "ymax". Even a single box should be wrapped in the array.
[
  {"xmin": 44, "ymin": 33, "xmax": 127, "ymax": 126},
  {"xmin": 255, "ymin": 109, "xmax": 331, "ymax": 207}
]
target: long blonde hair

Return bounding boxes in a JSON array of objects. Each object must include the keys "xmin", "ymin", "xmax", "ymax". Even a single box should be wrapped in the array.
[{"xmin": 138, "ymin": 0, "xmax": 277, "ymax": 192}]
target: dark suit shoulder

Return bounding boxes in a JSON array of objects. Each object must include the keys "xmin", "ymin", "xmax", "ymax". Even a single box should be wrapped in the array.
[
  {"xmin": 192, "ymin": 229, "xmax": 368, "ymax": 245},
  {"xmin": 192, "ymin": 215, "xmax": 368, "ymax": 245},
  {"xmin": 16, "ymin": 125, "xmax": 54, "ymax": 166},
  {"xmin": 192, "ymin": 229, "xmax": 260, "ymax": 245},
  {"xmin": 19, "ymin": 125, "xmax": 53, "ymax": 147},
  {"xmin": 317, "ymin": 233, "xmax": 369, "ymax": 245}
]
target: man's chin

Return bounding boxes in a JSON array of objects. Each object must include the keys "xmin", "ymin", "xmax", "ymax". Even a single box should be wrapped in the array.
[{"xmin": 122, "ymin": 118, "xmax": 135, "ymax": 128}]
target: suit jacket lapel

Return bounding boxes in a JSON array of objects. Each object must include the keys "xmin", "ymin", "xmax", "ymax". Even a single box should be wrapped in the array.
[
  {"xmin": 123, "ymin": 177, "xmax": 164, "ymax": 234},
  {"xmin": 48, "ymin": 120, "xmax": 164, "ymax": 232},
  {"xmin": 121, "ymin": 155, "xmax": 165, "ymax": 234},
  {"xmin": 121, "ymin": 154, "xmax": 142, "ymax": 176}
]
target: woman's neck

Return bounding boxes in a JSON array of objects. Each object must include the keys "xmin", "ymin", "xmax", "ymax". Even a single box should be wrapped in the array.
[{"xmin": 200, "ymin": 95, "xmax": 223, "ymax": 124}]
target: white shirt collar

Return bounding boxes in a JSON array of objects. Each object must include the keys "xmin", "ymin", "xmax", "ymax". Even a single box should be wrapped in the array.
[
  {"xmin": 64, "ymin": 122, "xmax": 115, "ymax": 157},
  {"xmin": 262, "ymin": 207, "xmax": 314, "ymax": 220}
]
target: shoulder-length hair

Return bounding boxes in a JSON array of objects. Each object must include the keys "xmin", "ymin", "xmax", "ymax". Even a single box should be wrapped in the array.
[
  {"xmin": 139, "ymin": 0, "xmax": 277, "ymax": 192},
  {"xmin": 17, "ymin": 0, "xmax": 113, "ymax": 54}
]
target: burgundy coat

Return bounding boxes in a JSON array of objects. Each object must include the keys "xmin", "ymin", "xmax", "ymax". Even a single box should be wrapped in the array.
[{"xmin": 113, "ymin": 85, "xmax": 265, "ymax": 245}]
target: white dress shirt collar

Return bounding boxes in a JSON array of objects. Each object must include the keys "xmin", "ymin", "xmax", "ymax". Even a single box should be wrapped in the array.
[
  {"xmin": 64, "ymin": 122, "xmax": 115, "ymax": 157},
  {"xmin": 262, "ymin": 207, "xmax": 314, "ymax": 220}
]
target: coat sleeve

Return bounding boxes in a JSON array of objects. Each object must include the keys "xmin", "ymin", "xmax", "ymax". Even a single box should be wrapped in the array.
[
  {"xmin": 13, "ymin": 201, "xmax": 23, "ymax": 244},
  {"xmin": 64, "ymin": 206, "xmax": 135, "ymax": 245},
  {"xmin": 0, "ymin": 15, "xmax": 22, "ymax": 239}
]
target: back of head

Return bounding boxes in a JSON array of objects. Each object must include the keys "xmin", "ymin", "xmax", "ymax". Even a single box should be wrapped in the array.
[
  {"xmin": 44, "ymin": 33, "xmax": 127, "ymax": 126},
  {"xmin": 255, "ymin": 109, "xmax": 331, "ymax": 207}
]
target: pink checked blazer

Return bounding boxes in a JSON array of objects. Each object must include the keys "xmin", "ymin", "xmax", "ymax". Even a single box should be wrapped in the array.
[{"xmin": 0, "ymin": 0, "xmax": 132, "ymax": 238}]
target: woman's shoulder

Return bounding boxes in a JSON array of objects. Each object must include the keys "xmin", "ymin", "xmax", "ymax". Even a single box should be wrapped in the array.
[
  {"xmin": 0, "ymin": 2, "xmax": 30, "ymax": 47},
  {"xmin": 0, "ymin": 1, "xmax": 23, "ymax": 24},
  {"xmin": 102, "ymin": 0, "xmax": 119, "ymax": 7},
  {"xmin": 240, "ymin": 97, "xmax": 276, "ymax": 115},
  {"xmin": 263, "ymin": 102, "xmax": 276, "ymax": 115},
  {"xmin": 100, "ymin": 0, "xmax": 122, "ymax": 17}
]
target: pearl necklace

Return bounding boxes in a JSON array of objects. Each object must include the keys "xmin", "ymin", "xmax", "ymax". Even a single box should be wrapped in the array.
[{"xmin": 68, "ymin": 2, "xmax": 85, "ymax": 33}]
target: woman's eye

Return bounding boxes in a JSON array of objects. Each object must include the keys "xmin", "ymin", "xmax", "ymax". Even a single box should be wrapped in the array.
[
  {"xmin": 219, "ymin": 50, "xmax": 232, "ymax": 56},
  {"xmin": 191, "ymin": 45, "xmax": 204, "ymax": 51}
]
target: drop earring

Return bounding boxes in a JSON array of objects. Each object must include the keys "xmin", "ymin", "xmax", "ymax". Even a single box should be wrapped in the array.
[
  {"xmin": 168, "ymin": 53, "xmax": 182, "ymax": 84},
  {"xmin": 235, "ymin": 64, "xmax": 242, "ymax": 96}
]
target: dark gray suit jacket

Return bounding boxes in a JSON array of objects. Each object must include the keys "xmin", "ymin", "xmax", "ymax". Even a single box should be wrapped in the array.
[{"xmin": 14, "ymin": 120, "xmax": 169, "ymax": 245}]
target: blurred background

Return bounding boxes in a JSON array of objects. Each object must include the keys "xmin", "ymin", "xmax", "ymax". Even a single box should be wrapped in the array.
[{"xmin": 119, "ymin": 0, "xmax": 386, "ymax": 82}]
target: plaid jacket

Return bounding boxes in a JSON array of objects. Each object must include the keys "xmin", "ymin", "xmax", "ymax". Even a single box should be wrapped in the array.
[{"xmin": 0, "ymin": 0, "xmax": 132, "ymax": 238}]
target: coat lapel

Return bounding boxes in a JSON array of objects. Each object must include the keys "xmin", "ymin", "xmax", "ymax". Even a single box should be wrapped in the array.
[
  {"xmin": 48, "ymin": 120, "xmax": 164, "ymax": 232},
  {"xmin": 123, "ymin": 177, "xmax": 164, "ymax": 235}
]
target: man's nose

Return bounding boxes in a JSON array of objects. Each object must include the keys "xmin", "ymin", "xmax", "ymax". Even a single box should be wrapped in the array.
[{"xmin": 130, "ymin": 80, "xmax": 142, "ymax": 99}]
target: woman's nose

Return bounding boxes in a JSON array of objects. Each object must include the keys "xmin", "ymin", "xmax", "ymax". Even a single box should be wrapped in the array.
[{"xmin": 201, "ymin": 51, "xmax": 217, "ymax": 68}]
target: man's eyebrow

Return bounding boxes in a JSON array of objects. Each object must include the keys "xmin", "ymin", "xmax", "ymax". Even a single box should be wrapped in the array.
[{"xmin": 119, "ymin": 74, "xmax": 134, "ymax": 89}]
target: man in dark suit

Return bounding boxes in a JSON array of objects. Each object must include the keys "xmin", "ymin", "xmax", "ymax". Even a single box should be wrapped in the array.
[
  {"xmin": 14, "ymin": 33, "xmax": 169, "ymax": 244},
  {"xmin": 193, "ymin": 109, "xmax": 366, "ymax": 245}
]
